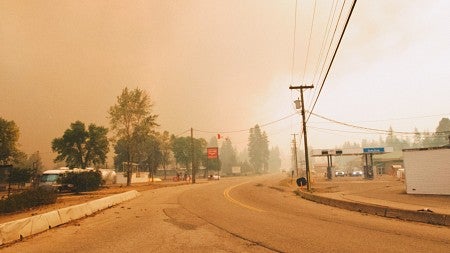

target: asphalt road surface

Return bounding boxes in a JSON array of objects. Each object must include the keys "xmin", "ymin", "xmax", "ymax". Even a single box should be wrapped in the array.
[{"xmin": 2, "ymin": 174, "xmax": 449, "ymax": 252}]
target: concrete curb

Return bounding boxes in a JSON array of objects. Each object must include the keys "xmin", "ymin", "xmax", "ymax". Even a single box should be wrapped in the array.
[
  {"xmin": 295, "ymin": 190, "xmax": 449, "ymax": 226},
  {"xmin": 0, "ymin": 190, "xmax": 141, "ymax": 246}
]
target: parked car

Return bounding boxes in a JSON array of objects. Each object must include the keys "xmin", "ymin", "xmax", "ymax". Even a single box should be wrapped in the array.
[
  {"xmin": 208, "ymin": 174, "xmax": 220, "ymax": 180},
  {"xmin": 335, "ymin": 171, "xmax": 345, "ymax": 177},
  {"xmin": 351, "ymin": 170, "xmax": 363, "ymax": 177}
]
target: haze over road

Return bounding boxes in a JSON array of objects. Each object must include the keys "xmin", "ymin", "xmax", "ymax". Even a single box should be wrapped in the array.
[
  {"xmin": 1, "ymin": 1, "xmax": 448, "ymax": 168},
  {"xmin": 3, "ymin": 174, "xmax": 449, "ymax": 252}
]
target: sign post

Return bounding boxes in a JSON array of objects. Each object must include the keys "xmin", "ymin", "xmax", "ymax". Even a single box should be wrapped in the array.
[
  {"xmin": 207, "ymin": 147, "xmax": 219, "ymax": 180},
  {"xmin": 207, "ymin": 147, "xmax": 218, "ymax": 159}
]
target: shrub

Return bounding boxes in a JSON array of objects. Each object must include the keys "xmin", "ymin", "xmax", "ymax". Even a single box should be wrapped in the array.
[
  {"xmin": 8, "ymin": 167, "xmax": 34, "ymax": 185},
  {"xmin": 0, "ymin": 187, "xmax": 57, "ymax": 213},
  {"xmin": 61, "ymin": 170, "xmax": 102, "ymax": 193}
]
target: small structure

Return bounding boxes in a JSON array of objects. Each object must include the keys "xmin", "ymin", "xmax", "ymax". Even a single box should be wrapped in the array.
[
  {"xmin": 403, "ymin": 146, "xmax": 450, "ymax": 195},
  {"xmin": 116, "ymin": 162, "xmax": 149, "ymax": 184}
]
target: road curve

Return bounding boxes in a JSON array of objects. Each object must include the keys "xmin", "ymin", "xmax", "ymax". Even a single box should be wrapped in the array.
[
  {"xmin": 2, "ymin": 174, "xmax": 449, "ymax": 252},
  {"xmin": 180, "ymin": 174, "xmax": 450, "ymax": 253}
]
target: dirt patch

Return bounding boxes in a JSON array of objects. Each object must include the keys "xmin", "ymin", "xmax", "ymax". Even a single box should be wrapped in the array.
[
  {"xmin": 310, "ymin": 186, "xmax": 341, "ymax": 193},
  {"xmin": 0, "ymin": 180, "xmax": 190, "ymax": 224}
]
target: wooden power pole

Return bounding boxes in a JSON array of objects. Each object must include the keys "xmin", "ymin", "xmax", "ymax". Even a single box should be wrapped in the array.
[
  {"xmin": 289, "ymin": 85, "xmax": 313, "ymax": 190},
  {"xmin": 191, "ymin": 127, "xmax": 196, "ymax": 184}
]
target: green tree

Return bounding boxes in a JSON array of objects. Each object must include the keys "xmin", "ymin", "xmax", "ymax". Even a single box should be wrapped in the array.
[
  {"xmin": 193, "ymin": 138, "xmax": 207, "ymax": 180},
  {"xmin": 159, "ymin": 131, "xmax": 173, "ymax": 180},
  {"xmin": 219, "ymin": 138, "xmax": 237, "ymax": 175},
  {"xmin": 14, "ymin": 151, "xmax": 43, "ymax": 185},
  {"xmin": 239, "ymin": 160, "xmax": 252, "ymax": 174},
  {"xmin": 434, "ymin": 117, "xmax": 450, "ymax": 146},
  {"xmin": 208, "ymin": 136, "xmax": 218, "ymax": 147},
  {"xmin": 109, "ymin": 87, "xmax": 158, "ymax": 186},
  {"xmin": 248, "ymin": 125, "xmax": 269, "ymax": 173},
  {"xmin": 268, "ymin": 146, "xmax": 282, "ymax": 172},
  {"xmin": 171, "ymin": 135, "xmax": 207, "ymax": 178},
  {"xmin": 413, "ymin": 128, "xmax": 422, "ymax": 148},
  {"xmin": 421, "ymin": 131, "xmax": 434, "ymax": 148},
  {"xmin": 52, "ymin": 121, "xmax": 109, "ymax": 169},
  {"xmin": 385, "ymin": 126, "xmax": 410, "ymax": 151},
  {"xmin": 8, "ymin": 167, "xmax": 33, "ymax": 188},
  {"xmin": 0, "ymin": 117, "xmax": 20, "ymax": 165},
  {"xmin": 141, "ymin": 134, "xmax": 162, "ymax": 182},
  {"xmin": 113, "ymin": 138, "xmax": 128, "ymax": 170},
  {"xmin": 237, "ymin": 148, "xmax": 249, "ymax": 163},
  {"xmin": 27, "ymin": 151, "xmax": 44, "ymax": 174},
  {"xmin": 171, "ymin": 136, "xmax": 191, "ymax": 170},
  {"xmin": 11, "ymin": 150, "xmax": 27, "ymax": 168}
]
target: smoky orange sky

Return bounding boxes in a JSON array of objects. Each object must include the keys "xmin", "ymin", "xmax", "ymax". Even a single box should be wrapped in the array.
[{"xmin": 1, "ymin": 0, "xmax": 449, "ymax": 168}]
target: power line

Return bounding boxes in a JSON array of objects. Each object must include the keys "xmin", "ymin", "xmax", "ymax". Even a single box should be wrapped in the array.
[
  {"xmin": 174, "ymin": 129, "xmax": 190, "ymax": 137},
  {"xmin": 194, "ymin": 112, "xmax": 298, "ymax": 134},
  {"xmin": 307, "ymin": 0, "xmax": 357, "ymax": 122},
  {"xmin": 311, "ymin": 0, "xmax": 339, "ymax": 86},
  {"xmin": 308, "ymin": 111, "xmax": 410, "ymax": 134},
  {"xmin": 309, "ymin": 0, "xmax": 339, "ymax": 109},
  {"xmin": 308, "ymin": 125, "xmax": 396, "ymax": 135},
  {"xmin": 308, "ymin": 0, "xmax": 345, "ymax": 115},
  {"xmin": 301, "ymin": 0, "xmax": 318, "ymax": 85},
  {"xmin": 290, "ymin": 0, "xmax": 299, "ymax": 85},
  {"xmin": 307, "ymin": 111, "xmax": 450, "ymax": 135},
  {"xmin": 310, "ymin": 113, "xmax": 450, "ymax": 125}
]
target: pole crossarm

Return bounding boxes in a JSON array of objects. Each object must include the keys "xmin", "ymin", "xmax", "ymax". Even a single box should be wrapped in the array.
[{"xmin": 289, "ymin": 85, "xmax": 314, "ymax": 90}]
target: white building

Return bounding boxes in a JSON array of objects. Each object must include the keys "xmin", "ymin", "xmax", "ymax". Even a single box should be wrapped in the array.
[{"xmin": 403, "ymin": 147, "xmax": 450, "ymax": 195}]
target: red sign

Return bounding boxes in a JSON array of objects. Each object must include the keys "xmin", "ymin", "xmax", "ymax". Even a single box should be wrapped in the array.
[{"xmin": 207, "ymin": 147, "xmax": 219, "ymax": 159}]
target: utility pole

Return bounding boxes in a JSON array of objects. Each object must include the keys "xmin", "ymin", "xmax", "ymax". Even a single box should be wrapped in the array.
[
  {"xmin": 191, "ymin": 127, "xmax": 196, "ymax": 184},
  {"xmin": 291, "ymin": 134, "xmax": 299, "ymax": 177},
  {"xmin": 289, "ymin": 85, "xmax": 314, "ymax": 190}
]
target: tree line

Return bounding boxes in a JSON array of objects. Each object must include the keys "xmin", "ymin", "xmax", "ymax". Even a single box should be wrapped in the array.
[
  {"xmin": 1, "ymin": 87, "xmax": 281, "ymax": 186},
  {"xmin": 339, "ymin": 119, "xmax": 450, "ymax": 151}
]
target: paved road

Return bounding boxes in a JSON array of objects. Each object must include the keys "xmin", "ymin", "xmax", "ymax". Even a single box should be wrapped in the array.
[{"xmin": 2, "ymin": 174, "xmax": 449, "ymax": 252}]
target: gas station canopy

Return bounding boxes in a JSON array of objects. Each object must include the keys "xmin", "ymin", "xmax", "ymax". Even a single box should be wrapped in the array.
[{"xmin": 312, "ymin": 147, "xmax": 393, "ymax": 157}]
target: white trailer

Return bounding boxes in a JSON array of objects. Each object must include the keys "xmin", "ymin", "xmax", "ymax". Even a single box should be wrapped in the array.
[{"xmin": 403, "ymin": 147, "xmax": 450, "ymax": 195}]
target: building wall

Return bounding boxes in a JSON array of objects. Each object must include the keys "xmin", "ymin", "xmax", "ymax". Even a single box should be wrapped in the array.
[
  {"xmin": 403, "ymin": 148, "xmax": 450, "ymax": 195},
  {"xmin": 116, "ymin": 172, "xmax": 150, "ymax": 184}
]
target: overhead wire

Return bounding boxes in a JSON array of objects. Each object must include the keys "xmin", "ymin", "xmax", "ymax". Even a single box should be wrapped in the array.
[
  {"xmin": 309, "ymin": 113, "xmax": 450, "ymax": 125},
  {"xmin": 301, "ymin": 0, "xmax": 318, "ymax": 85},
  {"xmin": 307, "ymin": 110, "xmax": 438, "ymax": 135},
  {"xmin": 194, "ymin": 112, "xmax": 298, "ymax": 134},
  {"xmin": 308, "ymin": 0, "xmax": 339, "ymax": 112},
  {"xmin": 290, "ymin": 0, "xmax": 299, "ymax": 85},
  {"xmin": 187, "ymin": 109, "xmax": 446, "ymax": 149},
  {"xmin": 307, "ymin": 0, "xmax": 357, "ymax": 122},
  {"xmin": 306, "ymin": 0, "xmax": 347, "ymax": 116},
  {"xmin": 291, "ymin": 0, "xmax": 347, "ymax": 154},
  {"xmin": 174, "ymin": 129, "xmax": 190, "ymax": 137},
  {"xmin": 311, "ymin": 0, "xmax": 339, "ymax": 86},
  {"xmin": 308, "ymin": 125, "xmax": 388, "ymax": 135}
]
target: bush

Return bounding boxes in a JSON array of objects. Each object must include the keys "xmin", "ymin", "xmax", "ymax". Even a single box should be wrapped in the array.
[
  {"xmin": 0, "ymin": 187, "xmax": 58, "ymax": 213},
  {"xmin": 8, "ymin": 167, "xmax": 34, "ymax": 185},
  {"xmin": 61, "ymin": 170, "xmax": 102, "ymax": 193}
]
